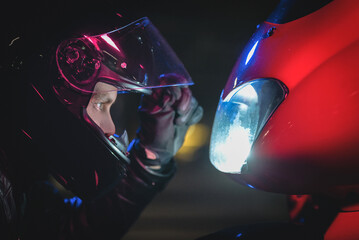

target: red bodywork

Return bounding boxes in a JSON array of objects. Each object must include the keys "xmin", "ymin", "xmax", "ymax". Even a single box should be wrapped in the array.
[{"xmin": 224, "ymin": 0, "xmax": 359, "ymax": 194}]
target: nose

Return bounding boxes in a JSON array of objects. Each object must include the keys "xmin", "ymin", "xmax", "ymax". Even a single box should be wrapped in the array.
[{"xmin": 101, "ymin": 112, "xmax": 116, "ymax": 137}]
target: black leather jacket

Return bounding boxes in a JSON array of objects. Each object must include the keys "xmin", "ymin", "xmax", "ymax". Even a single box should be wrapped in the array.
[{"xmin": 0, "ymin": 149, "xmax": 175, "ymax": 240}]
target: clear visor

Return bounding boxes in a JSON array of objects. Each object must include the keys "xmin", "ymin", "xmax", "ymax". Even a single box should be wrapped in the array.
[
  {"xmin": 56, "ymin": 17, "xmax": 192, "ymax": 93},
  {"xmin": 209, "ymin": 79, "xmax": 287, "ymax": 173}
]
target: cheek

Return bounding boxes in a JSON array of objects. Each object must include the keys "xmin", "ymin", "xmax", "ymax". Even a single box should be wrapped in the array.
[{"xmin": 86, "ymin": 105, "xmax": 116, "ymax": 135}]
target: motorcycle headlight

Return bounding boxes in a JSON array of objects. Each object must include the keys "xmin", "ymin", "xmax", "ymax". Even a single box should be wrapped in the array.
[{"xmin": 209, "ymin": 78, "xmax": 287, "ymax": 173}]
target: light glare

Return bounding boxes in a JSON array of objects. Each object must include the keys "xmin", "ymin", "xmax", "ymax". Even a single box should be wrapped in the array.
[
  {"xmin": 213, "ymin": 124, "xmax": 251, "ymax": 173},
  {"xmin": 245, "ymin": 40, "xmax": 259, "ymax": 65},
  {"xmin": 224, "ymin": 84, "xmax": 257, "ymax": 103},
  {"xmin": 100, "ymin": 34, "xmax": 121, "ymax": 52}
]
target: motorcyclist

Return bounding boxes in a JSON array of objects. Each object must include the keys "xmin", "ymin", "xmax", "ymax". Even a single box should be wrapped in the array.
[{"xmin": 1, "ymin": 0, "xmax": 203, "ymax": 239}]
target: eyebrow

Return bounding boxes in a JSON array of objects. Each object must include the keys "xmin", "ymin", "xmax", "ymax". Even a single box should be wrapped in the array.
[{"xmin": 92, "ymin": 92, "xmax": 115, "ymax": 103}]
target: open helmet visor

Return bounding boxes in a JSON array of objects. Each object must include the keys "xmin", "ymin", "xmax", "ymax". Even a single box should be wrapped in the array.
[{"xmin": 56, "ymin": 17, "xmax": 192, "ymax": 94}]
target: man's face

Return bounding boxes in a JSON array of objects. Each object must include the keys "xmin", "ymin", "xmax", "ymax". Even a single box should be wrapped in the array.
[{"xmin": 86, "ymin": 81, "xmax": 117, "ymax": 137}]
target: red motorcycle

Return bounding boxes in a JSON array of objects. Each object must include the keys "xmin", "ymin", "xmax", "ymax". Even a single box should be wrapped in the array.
[{"xmin": 204, "ymin": 0, "xmax": 359, "ymax": 239}]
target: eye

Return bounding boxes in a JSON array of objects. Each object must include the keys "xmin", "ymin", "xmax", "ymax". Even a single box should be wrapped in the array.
[{"xmin": 94, "ymin": 102, "xmax": 104, "ymax": 111}]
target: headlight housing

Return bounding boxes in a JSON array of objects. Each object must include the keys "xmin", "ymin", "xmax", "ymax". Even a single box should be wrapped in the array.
[{"xmin": 209, "ymin": 78, "xmax": 288, "ymax": 173}]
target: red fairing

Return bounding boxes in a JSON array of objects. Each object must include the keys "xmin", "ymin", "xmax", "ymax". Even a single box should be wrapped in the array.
[{"xmin": 227, "ymin": 0, "xmax": 359, "ymax": 194}]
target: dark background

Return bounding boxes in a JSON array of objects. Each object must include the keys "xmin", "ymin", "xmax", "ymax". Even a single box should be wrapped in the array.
[
  {"xmin": 115, "ymin": 1, "xmax": 289, "ymax": 240},
  {"xmin": 4, "ymin": 1, "xmax": 289, "ymax": 239}
]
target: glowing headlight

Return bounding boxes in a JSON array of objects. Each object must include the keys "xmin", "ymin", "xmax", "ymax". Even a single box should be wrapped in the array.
[{"xmin": 209, "ymin": 79, "xmax": 287, "ymax": 173}]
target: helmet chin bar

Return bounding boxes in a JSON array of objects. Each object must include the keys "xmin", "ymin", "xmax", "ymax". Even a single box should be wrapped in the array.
[
  {"xmin": 82, "ymin": 108, "xmax": 130, "ymax": 164},
  {"xmin": 209, "ymin": 78, "xmax": 287, "ymax": 174}
]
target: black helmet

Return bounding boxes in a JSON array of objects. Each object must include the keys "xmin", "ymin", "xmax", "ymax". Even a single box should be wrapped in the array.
[{"xmin": 2, "ymin": 0, "xmax": 192, "ymax": 200}]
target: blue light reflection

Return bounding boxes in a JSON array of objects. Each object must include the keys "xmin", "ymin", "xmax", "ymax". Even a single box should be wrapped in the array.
[
  {"xmin": 64, "ymin": 196, "xmax": 83, "ymax": 208},
  {"xmin": 245, "ymin": 40, "xmax": 259, "ymax": 65}
]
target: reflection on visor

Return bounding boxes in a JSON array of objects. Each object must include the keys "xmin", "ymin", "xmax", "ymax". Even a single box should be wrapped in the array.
[
  {"xmin": 209, "ymin": 79, "xmax": 287, "ymax": 173},
  {"xmin": 56, "ymin": 17, "xmax": 192, "ymax": 93}
]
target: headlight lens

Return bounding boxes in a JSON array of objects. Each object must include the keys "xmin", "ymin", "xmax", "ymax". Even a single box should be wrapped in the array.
[{"xmin": 209, "ymin": 79, "xmax": 287, "ymax": 173}]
